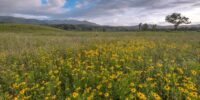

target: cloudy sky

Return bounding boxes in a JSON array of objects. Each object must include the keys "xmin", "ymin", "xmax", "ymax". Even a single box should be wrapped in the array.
[{"xmin": 0, "ymin": 0, "xmax": 200, "ymax": 26}]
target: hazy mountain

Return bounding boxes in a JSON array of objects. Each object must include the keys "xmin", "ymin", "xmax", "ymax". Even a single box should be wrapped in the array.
[
  {"xmin": 0, "ymin": 16, "xmax": 99, "ymax": 26},
  {"xmin": 0, "ymin": 16, "xmax": 199, "ymax": 30}
]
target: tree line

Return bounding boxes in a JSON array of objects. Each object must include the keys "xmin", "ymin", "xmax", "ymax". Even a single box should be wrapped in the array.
[{"xmin": 50, "ymin": 13, "xmax": 199, "ymax": 32}]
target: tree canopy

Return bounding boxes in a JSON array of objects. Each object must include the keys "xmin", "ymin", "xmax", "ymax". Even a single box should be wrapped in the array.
[{"xmin": 166, "ymin": 13, "xmax": 191, "ymax": 30}]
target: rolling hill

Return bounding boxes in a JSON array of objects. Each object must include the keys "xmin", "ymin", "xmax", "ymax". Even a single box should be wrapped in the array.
[
  {"xmin": 0, "ymin": 16, "xmax": 98, "ymax": 26},
  {"xmin": 0, "ymin": 23, "xmax": 66, "ymax": 33},
  {"xmin": 0, "ymin": 16, "xmax": 199, "ymax": 32}
]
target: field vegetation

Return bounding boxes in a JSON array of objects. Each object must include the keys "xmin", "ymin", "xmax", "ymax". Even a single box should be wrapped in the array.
[{"xmin": 0, "ymin": 24, "xmax": 199, "ymax": 100}]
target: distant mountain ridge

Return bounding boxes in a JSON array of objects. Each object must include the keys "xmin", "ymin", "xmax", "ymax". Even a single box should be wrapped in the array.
[
  {"xmin": 0, "ymin": 16, "xmax": 199, "ymax": 30},
  {"xmin": 0, "ymin": 16, "xmax": 99, "ymax": 26}
]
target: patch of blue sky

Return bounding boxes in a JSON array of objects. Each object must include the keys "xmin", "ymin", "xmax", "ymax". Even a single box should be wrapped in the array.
[
  {"xmin": 41, "ymin": 0, "xmax": 48, "ymax": 5},
  {"xmin": 63, "ymin": 0, "xmax": 97, "ymax": 9},
  {"xmin": 85, "ymin": 0, "xmax": 99, "ymax": 9},
  {"xmin": 63, "ymin": 0, "xmax": 77, "ymax": 9}
]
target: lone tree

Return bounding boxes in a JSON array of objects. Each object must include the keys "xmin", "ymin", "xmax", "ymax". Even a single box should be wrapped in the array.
[
  {"xmin": 141, "ymin": 23, "xmax": 149, "ymax": 31},
  {"xmin": 138, "ymin": 23, "xmax": 142, "ymax": 31},
  {"xmin": 165, "ymin": 13, "xmax": 191, "ymax": 30},
  {"xmin": 152, "ymin": 24, "xmax": 157, "ymax": 31}
]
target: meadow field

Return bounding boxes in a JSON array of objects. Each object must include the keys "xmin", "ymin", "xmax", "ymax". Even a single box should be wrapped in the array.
[{"xmin": 0, "ymin": 24, "xmax": 199, "ymax": 100}]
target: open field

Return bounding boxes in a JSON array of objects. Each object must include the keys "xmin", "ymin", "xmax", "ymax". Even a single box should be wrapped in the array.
[{"xmin": 0, "ymin": 24, "xmax": 199, "ymax": 100}]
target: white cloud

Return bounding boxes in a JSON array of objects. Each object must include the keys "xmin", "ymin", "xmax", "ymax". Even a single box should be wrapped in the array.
[
  {"xmin": 0, "ymin": 0, "xmax": 68, "ymax": 16},
  {"xmin": 0, "ymin": 0, "xmax": 40, "ymax": 13},
  {"xmin": 75, "ymin": 1, "xmax": 90, "ymax": 9},
  {"xmin": 0, "ymin": 0, "xmax": 200, "ymax": 25},
  {"xmin": 48, "ymin": 0, "xmax": 66, "ymax": 7},
  {"xmin": 83, "ymin": 1, "xmax": 200, "ymax": 26},
  {"xmin": 12, "ymin": 14, "xmax": 49, "ymax": 20}
]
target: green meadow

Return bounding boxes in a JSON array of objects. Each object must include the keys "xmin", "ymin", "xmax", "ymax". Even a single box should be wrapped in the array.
[{"xmin": 0, "ymin": 24, "xmax": 199, "ymax": 100}]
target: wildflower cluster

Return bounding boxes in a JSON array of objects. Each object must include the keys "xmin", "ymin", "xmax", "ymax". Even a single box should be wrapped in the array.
[{"xmin": 0, "ymin": 39, "xmax": 199, "ymax": 100}]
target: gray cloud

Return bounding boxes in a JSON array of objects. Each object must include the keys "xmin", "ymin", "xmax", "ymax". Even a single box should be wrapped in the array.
[
  {"xmin": 0, "ymin": 0, "xmax": 67, "ymax": 17},
  {"xmin": 0, "ymin": 0, "xmax": 200, "ymax": 25},
  {"xmin": 66, "ymin": 0, "xmax": 200, "ymax": 18}
]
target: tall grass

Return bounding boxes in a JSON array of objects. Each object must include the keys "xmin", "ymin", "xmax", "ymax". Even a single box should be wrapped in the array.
[{"xmin": 0, "ymin": 24, "xmax": 199, "ymax": 100}]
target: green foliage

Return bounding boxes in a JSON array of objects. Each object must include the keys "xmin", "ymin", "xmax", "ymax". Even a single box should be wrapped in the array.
[
  {"xmin": 152, "ymin": 24, "xmax": 157, "ymax": 31},
  {"xmin": 166, "ymin": 13, "xmax": 191, "ymax": 30},
  {"xmin": 141, "ymin": 23, "xmax": 149, "ymax": 31},
  {"xmin": 138, "ymin": 23, "xmax": 142, "ymax": 31}
]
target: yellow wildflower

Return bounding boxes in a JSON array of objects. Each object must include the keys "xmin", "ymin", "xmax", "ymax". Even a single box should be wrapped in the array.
[
  {"xmin": 157, "ymin": 63, "xmax": 163, "ymax": 67},
  {"xmin": 186, "ymin": 97, "xmax": 191, "ymax": 100},
  {"xmin": 104, "ymin": 92, "xmax": 109, "ymax": 97},
  {"xmin": 164, "ymin": 85, "xmax": 170, "ymax": 91},
  {"xmin": 131, "ymin": 88, "xmax": 136, "ymax": 93},
  {"xmin": 191, "ymin": 70, "xmax": 197, "ymax": 75},
  {"xmin": 130, "ymin": 82, "xmax": 135, "ymax": 87},
  {"xmin": 146, "ymin": 77, "xmax": 153, "ymax": 81},
  {"xmin": 12, "ymin": 83, "xmax": 19, "ymax": 89},
  {"xmin": 190, "ymin": 92, "xmax": 198, "ymax": 98},
  {"xmin": 65, "ymin": 97, "xmax": 71, "ymax": 100},
  {"xmin": 87, "ymin": 95, "xmax": 93, "ymax": 100},
  {"xmin": 177, "ymin": 68, "xmax": 184, "ymax": 74},
  {"xmin": 99, "ymin": 92, "xmax": 103, "ymax": 96},
  {"xmin": 72, "ymin": 92, "xmax": 78, "ymax": 98},
  {"xmin": 137, "ymin": 92, "xmax": 146, "ymax": 100},
  {"xmin": 151, "ymin": 92, "xmax": 161, "ymax": 100},
  {"xmin": 97, "ymin": 84, "xmax": 102, "ymax": 90}
]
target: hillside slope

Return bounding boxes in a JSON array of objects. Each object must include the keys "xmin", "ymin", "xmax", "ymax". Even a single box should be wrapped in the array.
[{"xmin": 0, "ymin": 23, "xmax": 66, "ymax": 34}]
